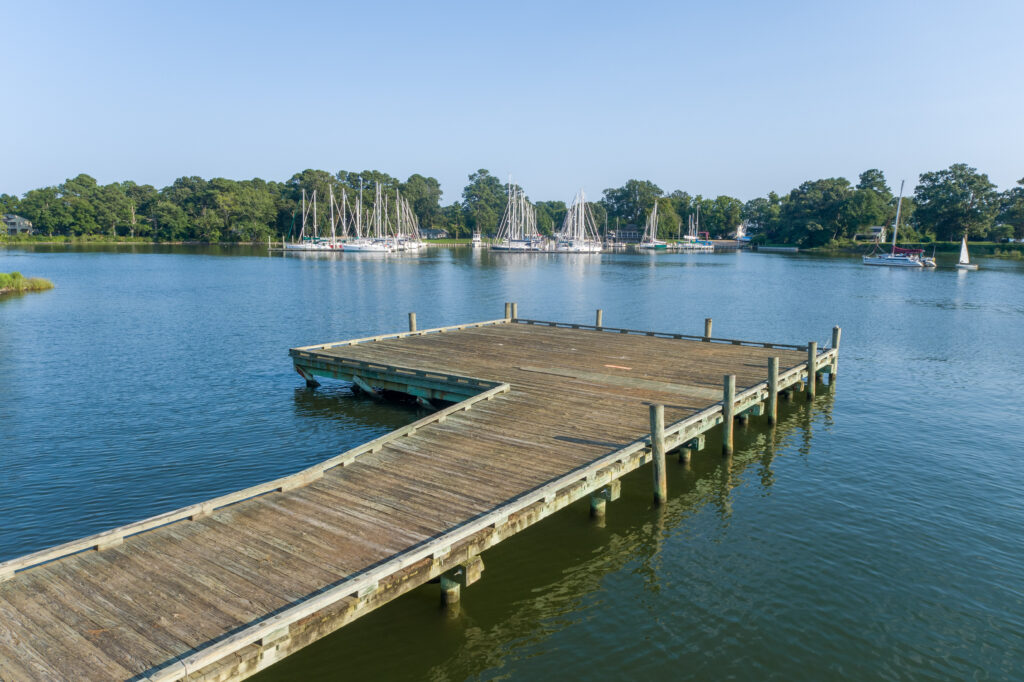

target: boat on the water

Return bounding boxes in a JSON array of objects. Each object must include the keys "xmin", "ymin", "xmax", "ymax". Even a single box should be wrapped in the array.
[
  {"xmin": 471, "ymin": 230, "xmax": 483, "ymax": 248},
  {"xmin": 344, "ymin": 182, "xmax": 392, "ymax": 253},
  {"xmin": 674, "ymin": 208, "xmax": 714, "ymax": 252},
  {"xmin": 492, "ymin": 184, "xmax": 547, "ymax": 252},
  {"xmin": 956, "ymin": 236, "xmax": 978, "ymax": 270},
  {"xmin": 285, "ymin": 189, "xmax": 344, "ymax": 251},
  {"xmin": 637, "ymin": 202, "xmax": 667, "ymax": 250},
  {"xmin": 555, "ymin": 190, "xmax": 603, "ymax": 253},
  {"xmin": 863, "ymin": 181, "xmax": 924, "ymax": 267}
]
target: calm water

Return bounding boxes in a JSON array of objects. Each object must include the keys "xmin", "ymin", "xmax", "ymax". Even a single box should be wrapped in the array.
[{"xmin": 2, "ymin": 245, "xmax": 1023, "ymax": 680}]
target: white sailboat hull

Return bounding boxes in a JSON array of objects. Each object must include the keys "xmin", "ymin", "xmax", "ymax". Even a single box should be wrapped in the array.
[
  {"xmin": 343, "ymin": 239, "xmax": 391, "ymax": 253},
  {"xmin": 862, "ymin": 254, "xmax": 923, "ymax": 267},
  {"xmin": 555, "ymin": 240, "xmax": 602, "ymax": 253},
  {"xmin": 956, "ymin": 263, "xmax": 979, "ymax": 270}
]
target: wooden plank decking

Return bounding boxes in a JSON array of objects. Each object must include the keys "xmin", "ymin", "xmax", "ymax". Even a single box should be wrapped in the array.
[{"xmin": 0, "ymin": 315, "xmax": 838, "ymax": 681}]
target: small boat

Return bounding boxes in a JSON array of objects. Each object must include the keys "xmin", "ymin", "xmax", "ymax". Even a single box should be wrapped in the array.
[
  {"xmin": 554, "ymin": 190, "xmax": 603, "ymax": 253},
  {"xmin": 637, "ymin": 202, "xmax": 668, "ymax": 250},
  {"xmin": 471, "ymin": 230, "xmax": 483, "ymax": 248},
  {"xmin": 343, "ymin": 181, "xmax": 392, "ymax": 252},
  {"xmin": 492, "ymin": 183, "xmax": 548, "ymax": 252},
  {"xmin": 284, "ymin": 190, "xmax": 343, "ymax": 251},
  {"xmin": 863, "ymin": 181, "xmax": 924, "ymax": 267},
  {"xmin": 956, "ymin": 236, "xmax": 978, "ymax": 270}
]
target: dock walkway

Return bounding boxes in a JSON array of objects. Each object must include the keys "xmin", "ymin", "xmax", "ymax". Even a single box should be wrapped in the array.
[{"xmin": 0, "ymin": 312, "xmax": 838, "ymax": 681}]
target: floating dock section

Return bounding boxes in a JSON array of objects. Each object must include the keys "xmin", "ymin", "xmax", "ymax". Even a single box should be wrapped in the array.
[{"xmin": 0, "ymin": 307, "xmax": 839, "ymax": 681}]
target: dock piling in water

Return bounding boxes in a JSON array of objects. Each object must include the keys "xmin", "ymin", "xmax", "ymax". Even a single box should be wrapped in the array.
[
  {"xmin": 723, "ymin": 374, "xmax": 736, "ymax": 455},
  {"xmin": 831, "ymin": 326, "xmax": 842, "ymax": 379},
  {"xmin": 807, "ymin": 341, "xmax": 818, "ymax": 399},
  {"xmin": 768, "ymin": 357, "xmax": 780, "ymax": 424},
  {"xmin": 704, "ymin": 317, "xmax": 713, "ymax": 341},
  {"xmin": 649, "ymin": 404, "xmax": 667, "ymax": 504},
  {"xmin": 408, "ymin": 312, "xmax": 417, "ymax": 332},
  {"xmin": 596, "ymin": 309, "xmax": 603, "ymax": 328}
]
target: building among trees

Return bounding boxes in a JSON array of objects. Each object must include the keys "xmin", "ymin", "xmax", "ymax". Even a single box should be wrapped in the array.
[{"xmin": 3, "ymin": 214, "xmax": 33, "ymax": 235}]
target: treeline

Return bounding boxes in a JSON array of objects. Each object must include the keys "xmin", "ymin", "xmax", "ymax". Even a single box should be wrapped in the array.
[{"xmin": 2, "ymin": 164, "xmax": 1022, "ymax": 245}]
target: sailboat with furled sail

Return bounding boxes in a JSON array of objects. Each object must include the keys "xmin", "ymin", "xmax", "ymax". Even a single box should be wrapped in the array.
[
  {"xmin": 863, "ymin": 180, "xmax": 925, "ymax": 267},
  {"xmin": 492, "ymin": 183, "xmax": 546, "ymax": 252},
  {"xmin": 344, "ymin": 182, "xmax": 393, "ymax": 252},
  {"xmin": 637, "ymin": 201, "xmax": 667, "ymax": 250},
  {"xmin": 555, "ymin": 190, "xmax": 603, "ymax": 253}
]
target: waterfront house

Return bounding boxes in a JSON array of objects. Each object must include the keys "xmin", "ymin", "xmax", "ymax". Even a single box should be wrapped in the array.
[
  {"xmin": 3, "ymin": 214, "xmax": 33, "ymax": 235},
  {"xmin": 421, "ymin": 228, "xmax": 450, "ymax": 239}
]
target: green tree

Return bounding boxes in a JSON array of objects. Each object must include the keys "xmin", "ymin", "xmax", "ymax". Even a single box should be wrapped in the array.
[
  {"xmin": 914, "ymin": 163, "xmax": 999, "ymax": 240},
  {"xmin": 535, "ymin": 201, "xmax": 567, "ymax": 236},
  {"xmin": 0, "ymin": 193, "xmax": 20, "ymax": 214},
  {"xmin": 776, "ymin": 178, "xmax": 854, "ymax": 246},
  {"xmin": 998, "ymin": 177, "xmax": 1024, "ymax": 239},
  {"xmin": 462, "ymin": 169, "xmax": 505, "ymax": 235},
  {"xmin": 601, "ymin": 179, "xmax": 662, "ymax": 227},
  {"xmin": 400, "ymin": 174, "xmax": 443, "ymax": 229},
  {"xmin": 856, "ymin": 169, "xmax": 892, "ymax": 201},
  {"xmin": 742, "ymin": 193, "xmax": 781, "ymax": 236}
]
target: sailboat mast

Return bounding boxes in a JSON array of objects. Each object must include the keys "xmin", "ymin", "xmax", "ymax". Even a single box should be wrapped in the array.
[
  {"xmin": 329, "ymin": 187, "xmax": 336, "ymax": 243},
  {"xmin": 892, "ymin": 180, "xmax": 904, "ymax": 254},
  {"xmin": 300, "ymin": 189, "xmax": 307, "ymax": 241},
  {"xmin": 312, "ymin": 190, "xmax": 318, "ymax": 240}
]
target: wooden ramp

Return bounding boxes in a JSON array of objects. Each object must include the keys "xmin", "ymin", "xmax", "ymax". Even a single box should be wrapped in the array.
[{"xmin": 0, "ymin": 314, "xmax": 839, "ymax": 681}]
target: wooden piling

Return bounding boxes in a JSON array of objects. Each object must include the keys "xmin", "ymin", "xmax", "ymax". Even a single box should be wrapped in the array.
[
  {"xmin": 408, "ymin": 312, "xmax": 417, "ymax": 333},
  {"xmin": 595, "ymin": 309, "xmax": 603, "ymax": 328},
  {"xmin": 590, "ymin": 495, "xmax": 606, "ymax": 518},
  {"xmin": 649, "ymin": 404, "xmax": 667, "ymax": 504},
  {"xmin": 768, "ymin": 357, "xmax": 779, "ymax": 424},
  {"xmin": 504, "ymin": 302, "xmax": 511, "ymax": 320},
  {"xmin": 704, "ymin": 317, "xmax": 713, "ymax": 341},
  {"xmin": 722, "ymin": 374, "xmax": 736, "ymax": 455},
  {"xmin": 511, "ymin": 302, "xmax": 518, "ymax": 320},
  {"xmin": 831, "ymin": 326, "xmax": 841, "ymax": 379},
  {"xmin": 440, "ymin": 575, "xmax": 460, "ymax": 605},
  {"xmin": 807, "ymin": 341, "xmax": 817, "ymax": 400}
]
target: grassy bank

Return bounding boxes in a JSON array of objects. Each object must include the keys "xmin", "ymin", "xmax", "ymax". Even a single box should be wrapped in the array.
[
  {"xmin": 0, "ymin": 272, "xmax": 55, "ymax": 295},
  {"xmin": 803, "ymin": 241, "xmax": 1024, "ymax": 256}
]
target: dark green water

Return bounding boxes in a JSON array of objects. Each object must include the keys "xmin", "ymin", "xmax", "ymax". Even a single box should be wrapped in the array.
[{"xmin": 2, "ymin": 245, "xmax": 1023, "ymax": 680}]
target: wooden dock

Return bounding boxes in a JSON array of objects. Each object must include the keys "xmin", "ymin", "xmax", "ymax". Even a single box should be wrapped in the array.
[{"xmin": 0, "ymin": 308, "xmax": 839, "ymax": 681}]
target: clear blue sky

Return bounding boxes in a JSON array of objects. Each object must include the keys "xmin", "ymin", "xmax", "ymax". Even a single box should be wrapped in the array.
[{"xmin": 3, "ymin": 0, "xmax": 1022, "ymax": 203}]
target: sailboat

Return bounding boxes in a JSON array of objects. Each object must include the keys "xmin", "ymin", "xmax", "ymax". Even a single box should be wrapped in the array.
[
  {"xmin": 554, "ymin": 190, "xmax": 603, "ymax": 253},
  {"xmin": 676, "ymin": 208, "xmax": 714, "ymax": 252},
  {"xmin": 956, "ymin": 236, "xmax": 978, "ymax": 270},
  {"xmin": 393, "ymin": 190, "xmax": 425, "ymax": 252},
  {"xmin": 343, "ymin": 182, "xmax": 392, "ymax": 252},
  {"xmin": 492, "ymin": 184, "xmax": 546, "ymax": 252},
  {"xmin": 863, "ymin": 181, "xmax": 925, "ymax": 267},
  {"xmin": 637, "ymin": 202, "xmax": 667, "ymax": 250},
  {"xmin": 285, "ymin": 190, "xmax": 342, "ymax": 251}
]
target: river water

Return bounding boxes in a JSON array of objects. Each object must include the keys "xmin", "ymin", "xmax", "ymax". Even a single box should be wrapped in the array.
[{"xmin": 2, "ymin": 245, "xmax": 1023, "ymax": 680}]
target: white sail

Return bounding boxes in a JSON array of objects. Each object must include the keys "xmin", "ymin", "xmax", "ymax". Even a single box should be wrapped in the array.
[{"xmin": 959, "ymin": 237, "xmax": 970, "ymax": 265}]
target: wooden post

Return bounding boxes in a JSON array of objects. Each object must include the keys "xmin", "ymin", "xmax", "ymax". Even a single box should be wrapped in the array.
[
  {"xmin": 704, "ymin": 318, "xmax": 713, "ymax": 341},
  {"xmin": 440, "ymin": 575, "xmax": 460, "ymax": 605},
  {"xmin": 722, "ymin": 374, "xmax": 735, "ymax": 455},
  {"xmin": 649, "ymin": 404, "xmax": 667, "ymax": 505},
  {"xmin": 807, "ymin": 341, "xmax": 817, "ymax": 400},
  {"xmin": 408, "ymin": 312, "xmax": 417, "ymax": 332},
  {"xmin": 590, "ymin": 495, "xmax": 606, "ymax": 518},
  {"xmin": 511, "ymin": 302, "xmax": 518, "ymax": 320},
  {"xmin": 831, "ymin": 325, "xmax": 841, "ymax": 380},
  {"xmin": 768, "ymin": 357, "xmax": 779, "ymax": 425},
  {"xmin": 595, "ymin": 309, "xmax": 603, "ymax": 328},
  {"xmin": 504, "ymin": 302, "xmax": 511, "ymax": 320}
]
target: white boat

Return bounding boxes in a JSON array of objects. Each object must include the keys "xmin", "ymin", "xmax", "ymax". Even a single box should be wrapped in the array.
[
  {"xmin": 863, "ymin": 181, "xmax": 924, "ymax": 267},
  {"xmin": 956, "ymin": 236, "xmax": 978, "ymax": 270},
  {"xmin": 393, "ymin": 190, "xmax": 425, "ymax": 252},
  {"xmin": 637, "ymin": 202, "xmax": 668, "ymax": 250},
  {"xmin": 471, "ymin": 230, "xmax": 483, "ymax": 248},
  {"xmin": 492, "ymin": 183, "xmax": 548, "ymax": 252},
  {"xmin": 344, "ymin": 182, "xmax": 392, "ymax": 253},
  {"xmin": 555, "ymin": 190, "xmax": 603, "ymax": 253},
  {"xmin": 285, "ymin": 189, "xmax": 343, "ymax": 251},
  {"xmin": 673, "ymin": 210, "xmax": 714, "ymax": 252}
]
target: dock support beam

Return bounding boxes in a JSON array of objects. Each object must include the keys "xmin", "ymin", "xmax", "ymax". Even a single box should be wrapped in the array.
[
  {"xmin": 722, "ymin": 374, "xmax": 736, "ymax": 455},
  {"xmin": 408, "ymin": 312, "xmax": 417, "ymax": 332},
  {"xmin": 831, "ymin": 326, "xmax": 842, "ymax": 380},
  {"xmin": 807, "ymin": 341, "xmax": 817, "ymax": 400},
  {"xmin": 595, "ymin": 309, "xmax": 603, "ymax": 328},
  {"xmin": 295, "ymin": 365, "xmax": 320, "ymax": 388},
  {"xmin": 504, "ymin": 302, "xmax": 511, "ymax": 320},
  {"xmin": 649, "ymin": 404, "xmax": 667, "ymax": 504},
  {"xmin": 768, "ymin": 357, "xmax": 779, "ymax": 424},
  {"xmin": 511, "ymin": 302, "xmax": 518, "ymax": 320},
  {"xmin": 704, "ymin": 317, "xmax": 713, "ymax": 341}
]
